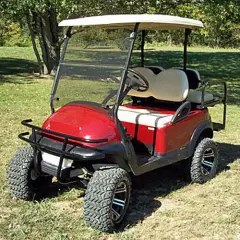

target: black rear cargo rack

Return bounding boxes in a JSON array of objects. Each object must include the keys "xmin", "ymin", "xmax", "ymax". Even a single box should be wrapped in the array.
[{"xmin": 201, "ymin": 81, "xmax": 227, "ymax": 131}]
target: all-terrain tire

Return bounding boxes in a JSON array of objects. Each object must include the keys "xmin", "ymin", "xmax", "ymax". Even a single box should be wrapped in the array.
[
  {"xmin": 84, "ymin": 168, "xmax": 131, "ymax": 232},
  {"xmin": 7, "ymin": 146, "xmax": 52, "ymax": 200},
  {"xmin": 190, "ymin": 138, "xmax": 219, "ymax": 184}
]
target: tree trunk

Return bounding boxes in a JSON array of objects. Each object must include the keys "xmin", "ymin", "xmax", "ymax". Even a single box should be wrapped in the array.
[
  {"xmin": 25, "ymin": 12, "xmax": 43, "ymax": 75},
  {"xmin": 36, "ymin": 7, "xmax": 60, "ymax": 75}
]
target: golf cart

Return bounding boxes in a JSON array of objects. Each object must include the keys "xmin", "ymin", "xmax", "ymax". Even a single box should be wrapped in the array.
[{"xmin": 7, "ymin": 14, "xmax": 227, "ymax": 232}]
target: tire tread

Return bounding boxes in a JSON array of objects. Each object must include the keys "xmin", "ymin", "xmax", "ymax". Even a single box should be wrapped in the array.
[
  {"xmin": 190, "ymin": 138, "xmax": 219, "ymax": 184},
  {"xmin": 84, "ymin": 168, "xmax": 130, "ymax": 232}
]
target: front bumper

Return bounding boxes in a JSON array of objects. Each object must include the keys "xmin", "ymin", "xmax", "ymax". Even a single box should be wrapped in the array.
[
  {"xmin": 19, "ymin": 119, "xmax": 107, "ymax": 179},
  {"xmin": 40, "ymin": 153, "xmax": 83, "ymax": 178}
]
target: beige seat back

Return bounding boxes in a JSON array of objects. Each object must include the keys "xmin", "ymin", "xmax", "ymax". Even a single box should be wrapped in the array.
[{"xmin": 128, "ymin": 68, "xmax": 189, "ymax": 102}]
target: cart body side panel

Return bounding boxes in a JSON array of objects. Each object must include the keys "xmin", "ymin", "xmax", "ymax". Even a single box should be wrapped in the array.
[{"xmin": 120, "ymin": 108, "xmax": 210, "ymax": 154}]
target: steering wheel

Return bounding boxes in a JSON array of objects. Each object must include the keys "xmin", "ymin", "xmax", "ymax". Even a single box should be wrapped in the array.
[{"xmin": 126, "ymin": 68, "xmax": 149, "ymax": 92}]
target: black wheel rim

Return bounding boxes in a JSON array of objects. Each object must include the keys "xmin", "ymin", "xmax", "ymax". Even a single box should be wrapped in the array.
[
  {"xmin": 201, "ymin": 148, "xmax": 215, "ymax": 175},
  {"xmin": 111, "ymin": 181, "xmax": 128, "ymax": 223}
]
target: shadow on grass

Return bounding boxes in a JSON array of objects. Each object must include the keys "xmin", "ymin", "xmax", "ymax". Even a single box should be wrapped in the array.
[
  {"xmin": 0, "ymin": 58, "xmax": 38, "ymax": 84},
  {"xmin": 218, "ymin": 142, "xmax": 240, "ymax": 171},
  {"xmin": 33, "ymin": 181, "xmax": 85, "ymax": 202},
  {"xmin": 0, "ymin": 58, "xmax": 37, "ymax": 75}
]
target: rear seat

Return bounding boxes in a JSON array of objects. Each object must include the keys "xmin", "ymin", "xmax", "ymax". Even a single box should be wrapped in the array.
[
  {"xmin": 187, "ymin": 90, "xmax": 214, "ymax": 104},
  {"xmin": 174, "ymin": 67, "xmax": 214, "ymax": 104}
]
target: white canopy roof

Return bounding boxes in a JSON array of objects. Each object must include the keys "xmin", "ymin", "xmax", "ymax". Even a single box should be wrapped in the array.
[{"xmin": 59, "ymin": 14, "xmax": 204, "ymax": 30}]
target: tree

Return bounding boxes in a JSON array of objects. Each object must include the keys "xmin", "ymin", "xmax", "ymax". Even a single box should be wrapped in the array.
[
  {"xmin": 202, "ymin": 0, "xmax": 240, "ymax": 48},
  {"xmin": 0, "ymin": 16, "xmax": 21, "ymax": 46},
  {"xmin": 0, "ymin": 0, "xmax": 84, "ymax": 75}
]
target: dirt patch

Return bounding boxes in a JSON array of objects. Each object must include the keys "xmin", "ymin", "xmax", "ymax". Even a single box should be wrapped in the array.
[{"xmin": 157, "ymin": 198, "xmax": 179, "ymax": 212}]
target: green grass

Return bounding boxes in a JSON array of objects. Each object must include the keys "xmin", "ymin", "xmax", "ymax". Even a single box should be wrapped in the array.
[{"xmin": 0, "ymin": 46, "xmax": 240, "ymax": 240}]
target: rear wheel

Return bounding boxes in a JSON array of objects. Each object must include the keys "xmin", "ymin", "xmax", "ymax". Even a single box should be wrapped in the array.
[
  {"xmin": 190, "ymin": 138, "xmax": 219, "ymax": 183},
  {"xmin": 84, "ymin": 168, "xmax": 131, "ymax": 232},
  {"xmin": 7, "ymin": 146, "xmax": 52, "ymax": 200}
]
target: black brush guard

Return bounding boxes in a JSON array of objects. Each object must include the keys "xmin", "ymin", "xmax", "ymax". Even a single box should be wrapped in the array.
[{"xmin": 19, "ymin": 119, "xmax": 108, "ymax": 179}]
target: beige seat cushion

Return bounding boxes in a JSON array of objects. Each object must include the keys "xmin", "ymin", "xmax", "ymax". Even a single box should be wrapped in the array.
[
  {"xmin": 187, "ymin": 89, "xmax": 214, "ymax": 104},
  {"xmin": 118, "ymin": 106, "xmax": 173, "ymax": 128},
  {"xmin": 128, "ymin": 68, "xmax": 189, "ymax": 102}
]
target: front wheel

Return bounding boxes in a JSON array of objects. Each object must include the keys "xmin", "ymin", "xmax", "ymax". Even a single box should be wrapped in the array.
[
  {"xmin": 7, "ymin": 146, "xmax": 52, "ymax": 200},
  {"xmin": 190, "ymin": 138, "xmax": 219, "ymax": 184},
  {"xmin": 84, "ymin": 168, "xmax": 131, "ymax": 232}
]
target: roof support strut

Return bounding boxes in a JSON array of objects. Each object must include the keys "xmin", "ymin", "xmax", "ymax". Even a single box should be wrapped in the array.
[
  {"xmin": 114, "ymin": 23, "xmax": 140, "ymax": 120},
  {"xmin": 183, "ymin": 28, "xmax": 191, "ymax": 71},
  {"xmin": 141, "ymin": 30, "xmax": 146, "ymax": 67}
]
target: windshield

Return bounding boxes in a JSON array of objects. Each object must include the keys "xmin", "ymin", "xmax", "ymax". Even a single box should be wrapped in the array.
[{"xmin": 53, "ymin": 27, "xmax": 132, "ymax": 109}]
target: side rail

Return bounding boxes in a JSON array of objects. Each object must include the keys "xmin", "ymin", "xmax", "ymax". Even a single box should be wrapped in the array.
[{"xmin": 200, "ymin": 81, "xmax": 227, "ymax": 131}]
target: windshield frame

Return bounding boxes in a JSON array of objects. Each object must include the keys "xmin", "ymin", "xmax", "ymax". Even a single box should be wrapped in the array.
[
  {"xmin": 50, "ymin": 24, "xmax": 140, "ymax": 120},
  {"xmin": 50, "ymin": 27, "xmax": 72, "ymax": 113}
]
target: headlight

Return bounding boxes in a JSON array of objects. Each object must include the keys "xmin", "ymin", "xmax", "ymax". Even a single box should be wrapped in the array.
[{"xmin": 42, "ymin": 152, "xmax": 73, "ymax": 169}]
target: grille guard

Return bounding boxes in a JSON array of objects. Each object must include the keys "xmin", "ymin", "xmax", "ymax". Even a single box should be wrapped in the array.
[{"xmin": 19, "ymin": 119, "xmax": 107, "ymax": 179}]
